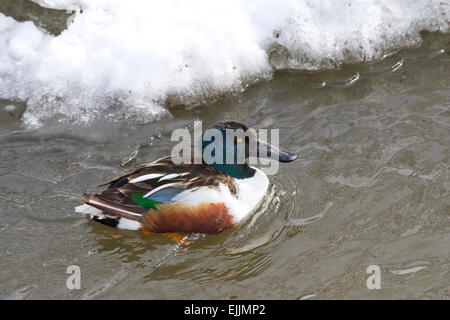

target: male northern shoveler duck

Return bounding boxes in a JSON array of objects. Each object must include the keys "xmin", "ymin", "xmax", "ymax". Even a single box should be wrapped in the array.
[{"xmin": 75, "ymin": 121, "xmax": 297, "ymax": 234}]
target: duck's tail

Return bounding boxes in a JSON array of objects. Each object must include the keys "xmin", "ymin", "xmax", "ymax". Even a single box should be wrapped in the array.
[{"xmin": 75, "ymin": 193, "xmax": 143, "ymax": 230}]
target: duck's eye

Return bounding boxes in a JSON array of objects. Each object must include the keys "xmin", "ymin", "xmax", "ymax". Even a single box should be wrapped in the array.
[{"xmin": 236, "ymin": 138, "xmax": 243, "ymax": 144}]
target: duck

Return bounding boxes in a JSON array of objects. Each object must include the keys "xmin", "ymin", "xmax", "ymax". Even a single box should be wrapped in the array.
[{"xmin": 75, "ymin": 121, "xmax": 297, "ymax": 234}]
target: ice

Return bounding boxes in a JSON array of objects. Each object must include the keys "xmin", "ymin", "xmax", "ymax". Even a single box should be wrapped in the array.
[{"xmin": 0, "ymin": 0, "xmax": 448, "ymax": 127}]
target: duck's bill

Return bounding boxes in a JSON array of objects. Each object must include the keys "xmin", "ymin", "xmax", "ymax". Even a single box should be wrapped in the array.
[
  {"xmin": 255, "ymin": 140, "xmax": 297, "ymax": 162},
  {"xmin": 276, "ymin": 147, "xmax": 298, "ymax": 162}
]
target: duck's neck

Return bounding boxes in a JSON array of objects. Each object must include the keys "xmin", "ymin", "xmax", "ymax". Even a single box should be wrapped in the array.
[{"xmin": 210, "ymin": 162, "xmax": 256, "ymax": 179}]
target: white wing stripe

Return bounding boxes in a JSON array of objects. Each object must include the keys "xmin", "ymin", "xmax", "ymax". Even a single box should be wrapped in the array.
[
  {"xmin": 129, "ymin": 173, "xmax": 165, "ymax": 183},
  {"xmin": 158, "ymin": 172, "xmax": 190, "ymax": 182}
]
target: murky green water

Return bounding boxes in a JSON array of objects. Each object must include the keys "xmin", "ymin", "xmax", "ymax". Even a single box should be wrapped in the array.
[{"xmin": 0, "ymin": 4, "xmax": 449, "ymax": 299}]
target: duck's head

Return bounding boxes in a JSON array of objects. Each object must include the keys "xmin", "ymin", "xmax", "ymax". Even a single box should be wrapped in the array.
[{"xmin": 201, "ymin": 121, "xmax": 297, "ymax": 178}]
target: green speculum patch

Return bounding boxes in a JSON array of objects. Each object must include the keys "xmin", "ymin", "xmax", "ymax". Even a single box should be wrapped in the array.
[{"xmin": 130, "ymin": 193, "xmax": 162, "ymax": 210}]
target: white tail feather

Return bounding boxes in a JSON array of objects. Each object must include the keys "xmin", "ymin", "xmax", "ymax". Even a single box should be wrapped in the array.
[{"xmin": 75, "ymin": 204, "xmax": 103, "ymax": 216}]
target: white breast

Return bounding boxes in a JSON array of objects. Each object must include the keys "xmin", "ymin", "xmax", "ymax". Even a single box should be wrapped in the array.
[{"xmin": 171, "ymin": 167, "xmax": 269, "ymax": 223}]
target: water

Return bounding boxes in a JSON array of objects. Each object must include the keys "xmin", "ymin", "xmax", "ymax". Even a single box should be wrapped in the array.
[{"xmin": 0, "ymin": 1, "xmax": 449, "ymax": 299}]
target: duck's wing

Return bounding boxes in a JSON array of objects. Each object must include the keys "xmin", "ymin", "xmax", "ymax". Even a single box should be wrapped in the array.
[
  {"xmin": 80, "ymin": 156, "xmax": 236, "ymax": 230},
  {"xmin": 99, "ymin": 156, "xmax": 236, "ymax": 198}
]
